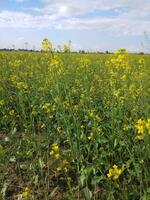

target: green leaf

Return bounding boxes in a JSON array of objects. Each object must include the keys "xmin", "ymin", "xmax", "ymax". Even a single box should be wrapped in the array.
[
  {"xmin": 91, "ymin": 176, "xmax": 104, "ymax": 185},
  {"xmin": 79, "ymin": 174, "xmax": 86, "ymax": 187},
  {"xmin": 39, "ymin": 158, "xmax": 45, "ymax": 169},
  {"xmin": 9, "ymin": 156, "xmax": 16, "ymax": 163},
  {"xmin": 114, "ymin": 138, "xmax": 117, "ymax": 148},
  {"xmin": 1, "ymin": 181, "xmax": 9, "ymax": 198},
  {"xmin": 11, "ymin": 127, "xmax": 17, "ymax": 135},
  {"xmin": 0, "ymin": 145, "xmax": 4, "ymax": 157},
  {"xmin": 82, "ymin": 187, "xmax": 92, "ymax": 200}
]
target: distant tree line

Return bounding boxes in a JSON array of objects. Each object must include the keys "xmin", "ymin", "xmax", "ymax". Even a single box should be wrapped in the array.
[
  {"xmin": 0, "ymin": 48, "xmax": 146, "ymax": 55},
  {"xmin": 0, "ymin": 38, "xmax": 147, "ymax": 54}
]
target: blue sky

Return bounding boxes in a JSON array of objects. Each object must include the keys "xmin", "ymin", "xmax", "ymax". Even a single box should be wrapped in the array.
[{"xmin": 0, "ymin": 0, "xmax": 150, "ymax": 52}]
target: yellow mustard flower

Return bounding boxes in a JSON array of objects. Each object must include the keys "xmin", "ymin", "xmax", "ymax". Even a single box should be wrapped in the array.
[
  {"xmin": 57, "ymin": 167, "xmax": 61, "ymax": 172},
  {"xmin": 54, "ymin": 153, "xmax": 60, "ymax": 159},
  {"xmin": 138, "ymin": 58, "xmax": 145, "ymax": 65},
  {"xmin": 50, "ymin": 143, "xmax": 60, "ymax": 159},
  {"xmin": 140, "ymin": 159, "xmax": 144, "ymax": 164},
  {"xmin": 41, "ymin": 38, "xmax": 52, "ymax": 52},
  {"xmin": 146, "ymin": 119, "xmax": 150, "ymax": 134},
  {"xmin": 87, "ymin": 133, "xmax": 93, "ymax": 141},
  {"xmin": 135, "ymin": 119, "xmax": 145, "ymax": 134},
  {"xmin": 107, "ymin": 165, "xmax": 123, "ymax": 180},
  {"xmin": 42, "ymin": 102, "xmax": 50, "ymax": 110},
  {"xmin": 52, "ymin": 144, "xmax": 59, "ymax": 151},
  {"xmin": 50, "ymin": 150, "xmax": 54, "ymax": 156},
  {"xmin": 22, "ymin": 187, "xmax": 30, "ymax": 198},
  {"xmin": 135, "ymin": 135, "xmax": 144, "ymax": 141},
  {"xmin": 80, "ymin": 125, "xmax": 85, "ymax": 129}
]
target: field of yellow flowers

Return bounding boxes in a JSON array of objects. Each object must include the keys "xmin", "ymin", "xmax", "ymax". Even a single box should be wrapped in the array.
[{"xmin": 0, "ymin": 49, "xmax": 150, "ymax": 200}]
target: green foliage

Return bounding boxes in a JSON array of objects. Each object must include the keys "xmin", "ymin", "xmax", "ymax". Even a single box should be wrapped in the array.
[{"xmin": 0, "ymin": 51, "xmax": 150, "ymax": 199}]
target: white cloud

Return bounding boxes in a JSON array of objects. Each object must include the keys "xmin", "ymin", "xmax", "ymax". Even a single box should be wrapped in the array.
[
  {"xmin": 0, "ymin": 11, "xmax": 59, "ymax": 28},
  {"xmin": 40, "ymin": 0, "xmax": 150, "ymax": 18},
  {"xmin": 41, "ymin": 0, "xmax": 124, "ymax": 15},
  {"xmin": 0, "ymin": 0, "xmax": 150, "ymax": 36}
]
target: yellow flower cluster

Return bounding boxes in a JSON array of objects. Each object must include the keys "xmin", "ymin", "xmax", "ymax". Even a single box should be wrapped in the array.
[
  {"xmin": 135, "ymin": 119, "xmax": 150, "ymax": 140},
  {"xmin": 12, "ymin": 60, "xmax": 23, "ymax": 68},
  {"xmin": 79, "ymin": 57, "xmax": 91, "ymax": 68},
  {"xmin": 22, "ymin": 187, "xmax": 30, "ymax": 198},
  {"xmin": 42, "ymin": 102, "xmax": 51, "ymax": 112},
  {"xmin": 110, "ymin": 48, "xmax": 128, "ymax": 68},
  {"xmin": 107, "ymin": 165, "xmax": 123, "ymax": 180},
  {"xmin": 49, "ymin": 55, "xmax": 63, "ymax": 68},
  {"xmin": 87, "ymin": 132, "xmax": 93, "ymax": 141},
  {"xmin": 41, "ymin": 38, "xmax": 52, "ymax": 52},
  {"xmin": 10, "ymin": 74, "xmax": 28, "ymax": 90},
  {"xmin": 56, "ymin": 159, "xmax": 70, "ymax": 173},
  {"xmin": 16, "ymin": 82, "xmax": 28, "ymax": 90},
  {"xmin": 50, "ymin": 143, "xmax": 60, "ymax": 159},
  {"xmin": 138, "ymin": 58, "xmax": 145, "ymax": 65}
]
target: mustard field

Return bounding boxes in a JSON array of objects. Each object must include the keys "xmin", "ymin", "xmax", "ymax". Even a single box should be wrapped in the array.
[{"xmin": 0, "ymin": 50, "xmax": 150, "ymax": 199}]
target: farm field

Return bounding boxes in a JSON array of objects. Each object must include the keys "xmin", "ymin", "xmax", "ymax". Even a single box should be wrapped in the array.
[{"xmin": 0, "ymin": 50, "xmax": 150, "ymax": 200}]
